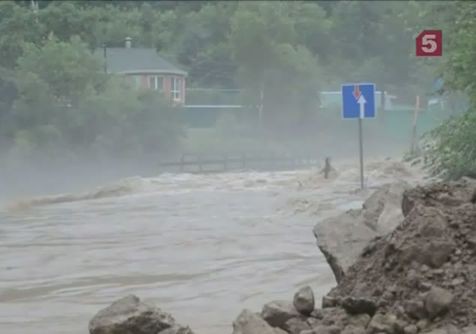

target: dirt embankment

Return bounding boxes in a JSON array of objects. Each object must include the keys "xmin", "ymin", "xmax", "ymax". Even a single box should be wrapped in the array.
[{"xmin": 230, "ymin": 177, "xmax": 476, "ymax": 334}]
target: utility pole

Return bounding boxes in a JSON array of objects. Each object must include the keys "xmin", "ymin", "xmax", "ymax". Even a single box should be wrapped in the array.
[
  {"xmin": 258, "ymin": 82, "xmax": 264, "ymax": 125},
  {"xmin": 410, "ymin": 95, "xmax": 421, "ymax": 155},
  {"xmin": 380, "ymin": 85, "xmax": 386, "ymax": 113}
]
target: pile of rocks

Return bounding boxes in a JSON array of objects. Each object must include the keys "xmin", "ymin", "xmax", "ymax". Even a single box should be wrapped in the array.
[
  {"xmin": 233, "ymin": 286, "xmax": 319, "ymax": 334},
  {"xmin": 88, "ymin": 295, "xmax": 194, "ymax": 334},
  {"xmin": 233, "ymin": 178, "xmax": 476, "ymax": 334},
  {"xmin": 322, "ymin": 178, "xmax": 476, "ymax": 333}
]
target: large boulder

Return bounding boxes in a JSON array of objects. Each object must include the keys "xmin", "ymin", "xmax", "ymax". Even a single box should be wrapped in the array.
[
  {"xmin": 314, "ymin": 182, "xmax": 410, "ymax": 283},
  {"xmin": 88, "ymin": 295, "xmax": 189, "ymax": 334},
  {"xmin": 233, "ymin": 309, "xmax": 287, "ymax": 334},
  {"xmin": 261, "ymin": 301, "xmax": 299, "ymax": 328},
  {"xmin": 424, "ymin": 286, "xmax": 454, "ymax": 320}
]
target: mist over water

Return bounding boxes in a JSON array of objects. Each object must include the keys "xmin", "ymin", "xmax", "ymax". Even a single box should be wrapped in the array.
[{"xmin": 0, "ymin": 158, "xmax": 425, "ymax": 334}]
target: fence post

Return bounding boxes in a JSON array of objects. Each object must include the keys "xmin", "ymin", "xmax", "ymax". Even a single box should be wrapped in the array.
[
  {"xmin": 198, "ymin": 155, "xmax": 203, "ymax": 173},
  {"xmin": 223, "ymin": 154, "xmax": 228, "ymax": 171},
  {"xmin": 180, "ymin": 154, "xmax": 185, "ymax": 172}
]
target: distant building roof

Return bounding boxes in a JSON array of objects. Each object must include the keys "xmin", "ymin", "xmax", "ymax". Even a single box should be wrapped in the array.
[{"xmin": 95, "ymin": 47, "xmax": 187, "ymax": 76}]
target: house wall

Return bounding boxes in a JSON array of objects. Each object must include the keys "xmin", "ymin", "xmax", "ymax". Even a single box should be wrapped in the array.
[{"xmin": 125, "ymin": 73, "xmax": 186, "ymax": 105}]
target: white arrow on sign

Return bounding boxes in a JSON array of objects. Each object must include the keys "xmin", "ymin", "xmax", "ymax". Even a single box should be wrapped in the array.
[{"xmin": 357, "ymin": 94, "xmax": 367, "ymax": 119}]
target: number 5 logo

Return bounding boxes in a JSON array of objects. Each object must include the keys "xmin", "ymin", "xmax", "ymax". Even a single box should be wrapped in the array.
[{"xmin": 416, "ymin": 30, "xmax": 442, "ymax": 57}]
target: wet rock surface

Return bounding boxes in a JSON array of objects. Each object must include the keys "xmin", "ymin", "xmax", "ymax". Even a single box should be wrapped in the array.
[
  {"xmin": 88, "ymin": 295, "xmax": 193, "ymax": 334},
  {"xmin": 261, "ymin": 301, "xmax": 300, "ymax": 328},
  {"xmin": 313, "ymin": 182, "xmax": 410, "ymax": 283},
  {"xmin": 233, "ymin": 309, "xmax": 285, "ymax": 334},
  {"xmin": 293, "ymin": 286, "xmax": 315, "ymax": 316}
]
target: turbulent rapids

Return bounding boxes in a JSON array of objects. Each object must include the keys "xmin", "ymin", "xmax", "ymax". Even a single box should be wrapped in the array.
[{"xmin": 0, "ymin": 159, "xmax": 424, "ymax": 334}]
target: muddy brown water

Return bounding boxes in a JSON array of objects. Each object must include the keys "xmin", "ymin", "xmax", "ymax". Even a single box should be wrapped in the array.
[{"xmin": 0, "ymin": 160, "xmax": 424, "ymax": 334}]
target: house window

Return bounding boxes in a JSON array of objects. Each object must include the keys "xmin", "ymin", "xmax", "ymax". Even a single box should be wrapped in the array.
[
  {"xmin": 171, "ymin": 77, "xmax": 182, "ymax": 101},
  {"xmin": 148, "ymin": 75, "xmax": 163, "ymax": 91}
]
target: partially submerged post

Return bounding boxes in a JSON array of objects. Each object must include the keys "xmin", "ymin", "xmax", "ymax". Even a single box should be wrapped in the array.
[{"xmin": 324, "ymin": 157, "xmax": 332, "ymax": 179}]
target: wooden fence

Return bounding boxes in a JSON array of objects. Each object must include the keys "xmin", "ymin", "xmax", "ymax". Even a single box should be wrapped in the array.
[{"xmin": 158, "ymin": 153, "xmax": 322, "ymax": 174}]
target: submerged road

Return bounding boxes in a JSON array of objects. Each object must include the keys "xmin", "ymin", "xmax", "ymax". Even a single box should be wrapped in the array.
[{"xmin": 0, "ymin": 160, "xmax": 421, "ymax": 334}]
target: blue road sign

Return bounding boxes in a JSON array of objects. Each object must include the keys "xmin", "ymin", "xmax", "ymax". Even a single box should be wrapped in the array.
[{"xmin": 342, "ymin": 83, "xmax": 376, "ymax": 119}]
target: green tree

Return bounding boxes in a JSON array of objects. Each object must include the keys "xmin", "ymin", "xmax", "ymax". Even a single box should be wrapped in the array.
[
  {"xmin": 16, "ymin": 35, "xmax": 104, "ymax": 106},
  {"xmin": 0, "ymin": 1, "xmax": 45, "ymax": 68},
  {"xmin": 229, "ymin": 2, "xmax": 321, "ymax": 132},
  {"xmin": 7, "ymin": 33, "xmax": 183, "ymax": 160},
  {"xmin": 422, "ymin": 1, "xmax": 476, "ymax": 179}
]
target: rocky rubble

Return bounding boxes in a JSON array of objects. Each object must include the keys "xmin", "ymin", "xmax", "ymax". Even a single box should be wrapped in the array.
[{"xmin": 232, "ymin": 178, "xmax": 476, "ymax": 334}]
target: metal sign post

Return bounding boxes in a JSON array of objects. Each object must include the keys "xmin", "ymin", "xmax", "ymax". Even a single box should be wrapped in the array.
[
  {"xmin": 358, "ymin": 117, "xmax": 364, "ymax": 189},
  {"xmin": 341, "ymin": 83, "xmax": 376, "ymax": 190}
]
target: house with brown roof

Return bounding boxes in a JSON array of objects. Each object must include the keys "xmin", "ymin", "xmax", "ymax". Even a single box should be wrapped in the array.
[{"xmin": 95, "ymin": 37, "xmax": 187, "ymax": 105}]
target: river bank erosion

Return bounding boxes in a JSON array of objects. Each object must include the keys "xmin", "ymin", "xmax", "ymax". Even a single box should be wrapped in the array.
[{"xmin": 2, "ymin": 158, "xmax": 475, "ymax": 333}]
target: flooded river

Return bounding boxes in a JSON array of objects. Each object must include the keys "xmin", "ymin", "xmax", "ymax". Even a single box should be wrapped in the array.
[{"xmin": 0, "ymin": 159, "xmax": 423, "ymax": 334}]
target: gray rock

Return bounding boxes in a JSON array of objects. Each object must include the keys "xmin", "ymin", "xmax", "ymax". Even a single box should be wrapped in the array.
[
  {"xmin": 425, "ymin": 329, "xmax": 448, "ymax": 334},
  {"xmin": 301, "ymin": 325, "xmax": 342, "ymax": 334},
  {"xmin": 307, "ymin": 317, "xmax": 322, "ymax": 328},
  {"xmin": 261, "ymin": 300, "xmax": 299, "ymax": 328},
  {"xmin": 88, "ymin": 295, "xmax": 176, "ymax": 334},
  {"xmin": 341, "ymin": 296, "xmax": 377, "ymax": 316},
  {"xmin": 424, "ymin": 325, "xmax": 465, "ymax": 334},
  {"xmin": 310, "ymin": 308, "xmax": 324, "ymax": 319},
  {"xmin": 342, "ymin": 326, "xmax": 366, "ymax": 334},
  {"xmin": 233, "ymin": 309, "xmax": 283, "ymax": 334},
  {"xmin": 160, "ymin": 326, "xmax": 194, "ymax": 334},
  {"xmin": 273, "ymin": 328, "xmax": 288, "ymax": 334},
  {"xmin": 417, "ymin": 208, "xmax": 447, "ymax": 238},
  {"xmin": 346, "ymin": 314, "xmax": 371, "ymax": 328},
  {"xmin": 403, "ymin": 299, "xmax": 427, "ymax": 320},
  {"xmin": 424, "ymin": 286, "xmax": 454, "ymax": 319},
  {"xmin": 283, "ymin": 317, "xmax": 311, "ymax": 334},
  {"xmin": 367, "ymin": 313, "xmax": 399, "ymax": 334},
  {"xmin": 293, "ymin": 286, "xmax": 315, "ymax": 316},
  {"xmin": 463, "ymin": 326, "xmax": 476, "ymax": 334},
  {"xmin": 400, "ymin": 240, "xmax": 454, "ymax": 268},
  {"xmin": 467, "ymin": 235, "xmax": 476, "ymax": 252},
  {"xmin": 416, "ymin": 319, "xmax": 429, "ymax": 331},
  {"xmin": 403, "ymin": 324, "xmax": 418, "ymax": 334},
  {"xmin": 320, "ymin": 307, "xmax": 350, "ymax": 328},
  {"xmin": 322, "ymin": 296, "xmax": 338, "ymax": 308},
  {"xmin": 314, "ymin": 183, "xmax": 408, "ymax": 283}
]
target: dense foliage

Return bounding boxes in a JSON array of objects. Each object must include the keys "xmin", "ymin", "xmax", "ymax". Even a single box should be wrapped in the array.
[
  {"xmin": 422, "ymin": 1, "xmax": 476, "ymax": 179},
  {"xmin": 0, "ymin": 0, "xmax": 462, "ymax": 164}
]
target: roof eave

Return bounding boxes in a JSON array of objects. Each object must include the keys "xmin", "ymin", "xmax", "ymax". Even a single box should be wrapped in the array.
[{"xmin": 117, "ymin": 69, "xmax": 188, "ymax": 76}]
